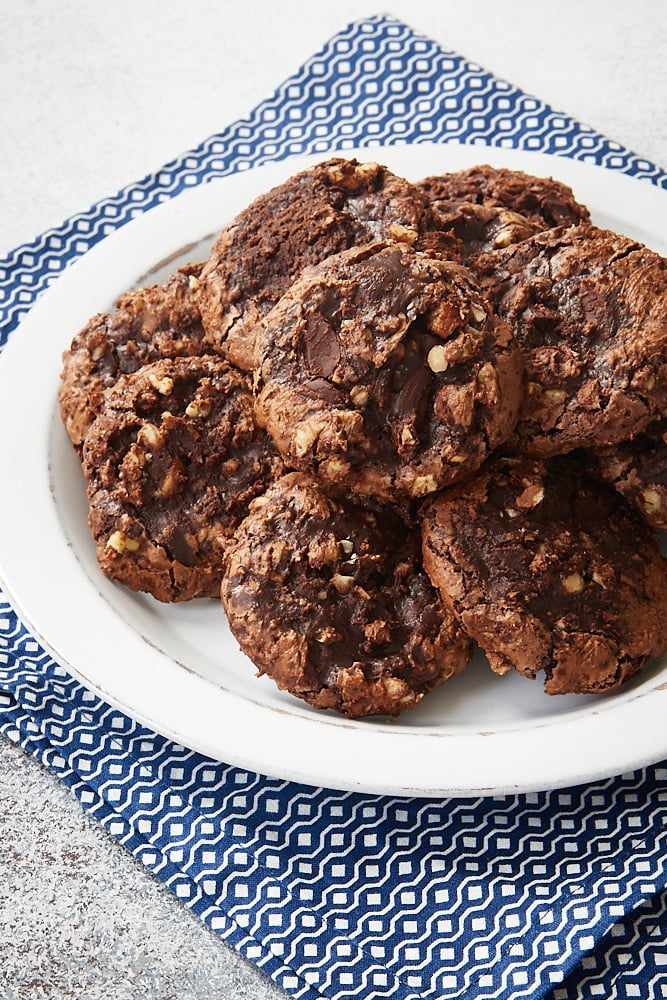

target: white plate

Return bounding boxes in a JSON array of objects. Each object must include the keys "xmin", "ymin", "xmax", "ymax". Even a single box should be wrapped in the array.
[{"xmin": 1, "ymin": 141, "xmax": 667, "ymax": 798}]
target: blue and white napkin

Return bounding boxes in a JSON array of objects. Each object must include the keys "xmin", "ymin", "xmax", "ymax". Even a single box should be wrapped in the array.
[{"xmin": 1, "ymin": 15, "xmax": 666, "ymax": 999}]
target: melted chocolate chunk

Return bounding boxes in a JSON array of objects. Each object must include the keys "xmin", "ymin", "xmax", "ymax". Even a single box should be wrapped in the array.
[{"xmin": 302, "ymin": 313, "xmax": 341, "ymax": 378}]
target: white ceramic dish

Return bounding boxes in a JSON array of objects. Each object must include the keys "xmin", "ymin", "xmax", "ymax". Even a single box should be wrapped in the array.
[{"xmin": 1, "ymin": 141, "xmax": 666, "ymax": 798}]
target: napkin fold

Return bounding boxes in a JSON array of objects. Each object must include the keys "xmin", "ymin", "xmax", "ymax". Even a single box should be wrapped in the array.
[{"xmin": 1, "ymin": 14, "xmax": 666, "ymax": 999}]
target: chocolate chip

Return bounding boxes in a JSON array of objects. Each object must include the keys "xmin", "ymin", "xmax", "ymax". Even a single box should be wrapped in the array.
[
  {"xmin": 163, "ymin": 524, "xmax": 196, "ymax": 566},
  {"xmin": 302, "ymin": 312, "xmax": 341, "ymax": 378},
  {"xmin": 303, "ymin": 378, "xmax": 346, "ymax": 404},
  {"xmin": 389, "ymin": 363, "xmax": 432, "ymax": 438}
]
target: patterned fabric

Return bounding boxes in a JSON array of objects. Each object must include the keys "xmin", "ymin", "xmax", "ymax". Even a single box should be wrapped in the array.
[{"xmin": 1, "ymin": 14, "xmax": 666, "ymax": 999}]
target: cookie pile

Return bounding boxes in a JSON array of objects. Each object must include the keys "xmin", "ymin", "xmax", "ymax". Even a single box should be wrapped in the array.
[{"xmin": 59, "ymin": 157, "xmax": 667, "ymax": 718}]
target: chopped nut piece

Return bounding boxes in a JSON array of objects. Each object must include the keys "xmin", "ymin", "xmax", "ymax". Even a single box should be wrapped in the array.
[
  {"xmin": 315, "ymin": 626, "xmax": 341, "ymax": 644},
  {"xmin": 364, "ymin": 620, "xmax": 392, "ymax": 644},
  {"xmin": 563, "ymin": 572, "xmax": 585, "ymax": 594},
  {"xmin": 138, "ymin": 423, "xmax": 161, "ymax": 449},
  {"xmin": 382, "ymin": 676, "xmax": 408, "ymax": 696},
  {"xmin": 427, "ymin": 345, "xmax": 449, "ymax": 373},
  {"xmin": 476, "ymin": 362, "xmax": 498, "ymax": 403},
  {"xmin": 349, "ymin": 385, "xmax": 369, "ymax": 408},
  {"xmin": 388, "ymin": 222, "xmax": 418, "ymax": 244},
  {"xmin": 492, "ymin": 664, "xmax": 514, "ymax": 676},
  {"xmin": 470, "ymin": 303, "xmax": 487, "ymax": 324},
  {"xmin": 326, "ymin": 159, "xmax": 379, "ymax": 188},
  {"xmin": 493, "ymin": 228, "xmax": 516, "ymax": 249},
  {"xmin": 148, "ymin": 372, "xmax": 174, "ymax": 396},
  {"xmin": 185, "ymin": 398, "xmax": 212, "ymax": 419},
  {"xmin": 91, "ymin": 343, "xmax": 106, "ymax": 361},
  {"xmin": 339, "ymin": 538, "xmax": 354, "ymax": 555},
  {"xmin": 516, "ymin": 484, "xmax": 544, "ymax": 509},
  {"xmin": 411, "ymin": 474, "xmax": 438, "ymax": 496},
  {"xmin": 156, "ymin": 461, "xmax": 186, "ymax": 499},
  {"xmin": 106, "ymin": 530, "xmax": 140, "ymax": 554},
  {"xmin": 544, "ymin": 389, "xmax": 567, "ymax": 403},
  {"xmin": 640, "ymin": 488, "xmax": 662, "ymax": 515},
  {"xmin": 331, "ymin": 573, "xmax": 355, "ymax": 595}
]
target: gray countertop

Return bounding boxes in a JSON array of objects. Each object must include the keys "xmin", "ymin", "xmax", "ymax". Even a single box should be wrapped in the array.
[
  {"xmin": 1, "ymin": 2, "xmax": 666, "ymax": 997},
  {"xmin": 0, "ymin": 737, "xmax": 284, "ymax": 1000}
]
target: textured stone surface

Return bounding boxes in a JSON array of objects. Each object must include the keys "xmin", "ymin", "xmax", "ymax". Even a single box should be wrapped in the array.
[{"xmin": 0, "ymin": 736, "xmax": 284, "ymax": 1000}]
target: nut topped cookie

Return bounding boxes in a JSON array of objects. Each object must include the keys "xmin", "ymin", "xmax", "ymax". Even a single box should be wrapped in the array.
[
  {"xmin": 474, "ymin": 225, "xmax": 667, "ymax": 456},
  {"xmin": 197, "ymin": 157, "xmax": 458, "ymax": 371},
  {"xmin": 417, "ymin": 164, "xmax": 590, "ymax": 229},
  {"xmin": 59, "ymin": 263, "xmax": 206, "ymax": 452},
  {"xmin": 421, "ymin": 454, "xmax": 667, "ymax": 695},
  {"xmin": 83, "ymin": 355, "xmax": 284, "ymax": 602},
  {"xmin": 254, "ymin": 242, "xmax": 523, "ymax": 504},
  {"xmin": 221, "ymin": 472, "xmax": 472, "ymax": 718}
]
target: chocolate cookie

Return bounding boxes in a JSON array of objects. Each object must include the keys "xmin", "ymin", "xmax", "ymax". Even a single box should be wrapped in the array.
[
  {"xmin": 254, "ymin": 242, "xmax": 523, "ymax": 504},
  {"xmin": 593, "ymin": 418, "xmax": 667, "ymax": 530},
  {"xmin": 421, "ymin": 454, "xmax": 667, "ymax": 695},
  {"xmin": 428, "ymin": 199, "xmax": 543, "ymax": 261},
  {"xmin": 59, "ymin": 263, "xmax": 207, "ymax": 452},
  {"xmin": 83, "ymin": 356, "xmax": 284, "ymax": 602},
  {"xmin": 417, "ymin": 165, "xmax": 590, "ymax": 229},
  {"xmin": 221, "ymin": 472, "xmax": 472, "ymax": 717},
  {"xmin": 197, "ymin": 157, "xmax": 459, "ymax": 371},
  {"xmin": 474, "ymin": 225, "xmax": 667, "ymax": 456}
]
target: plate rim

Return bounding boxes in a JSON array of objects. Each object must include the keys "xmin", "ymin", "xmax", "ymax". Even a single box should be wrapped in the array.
[{"xmin": 2, "ymin": 139, "xmax": 667, "ymax": 798}]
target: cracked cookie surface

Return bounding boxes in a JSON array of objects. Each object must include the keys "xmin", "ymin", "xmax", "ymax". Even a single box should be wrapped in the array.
[
  {"xmin": 417, "ymin": 164, "xmax": 590, "ymax": 229},
  {"xmin": 83, "ymin": 355, "xmax": 284, "ymax": 602},
  {"xmin": 221, "ymin": 472, "xmax": 472, "ymax": 718},
  {"xmin": 474, "ymin": 225, "xmax": 667, "ymax": 455},
  {"xmin": 197, "ymin": 157, "xmax": 458, "ymax": 372},
  {"xmin": 59, "ymin": 263, "xmax": 206, "ymax": 452},
  {"xmin": 421, "ymin": 454, "xmax": 667, "ymax": 695},
  {"xmin": 254, "ymin": 242, "xmax": 523, "ymax": 504}
]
